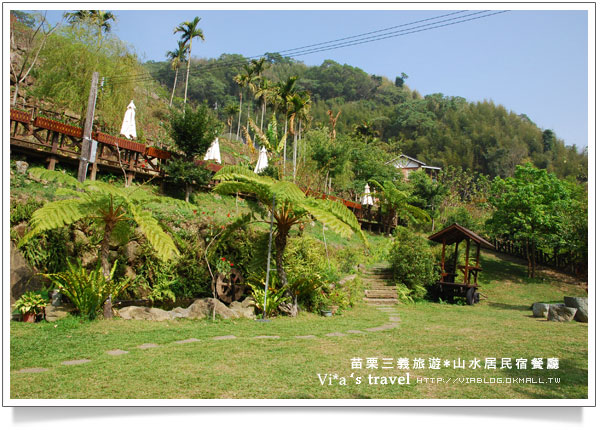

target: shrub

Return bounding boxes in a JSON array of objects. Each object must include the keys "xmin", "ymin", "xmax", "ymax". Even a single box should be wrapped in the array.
[
  {"xmin": 248, "ymin": 278, "xmax": 288, "ymax": 317},
  {"xmin": 44, "ymin": 261, "xmax": 129, "ymax": 319},
  {"xmin": 13, "ymin": 291, "xmax": 48, "ymax": 315},
  {"xmin": 388, "ymin": 226, "xmax": 438, "ymax": 300}
]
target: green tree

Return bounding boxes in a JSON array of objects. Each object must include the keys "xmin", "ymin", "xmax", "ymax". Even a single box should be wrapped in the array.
[
  {"xmin": 486, "ymin": 164, "xmax": 571, "ymax": 278},
  {"xmin": 174, "ymin": 16, "xmax": 204, "ymax": 107},
  {"xmin": 64, "ymin": 10, "xmax": 116, "ymax": 46},
  {"xmin": 166, "ymin": 104, "xmax": 223, "ymax": 202},
  {"xmin": 370, "ymin": 180, "xmax": 431, "ymax": 234},
  {"xmin": 213, "ymin": 165, "xmax": 366, "ymax": 316}
]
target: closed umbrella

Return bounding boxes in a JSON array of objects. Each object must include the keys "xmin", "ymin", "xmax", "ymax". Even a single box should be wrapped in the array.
[
  {"xmin": 361, "ymin": 183, "xmax": 374, "ymax": 206},
  {"xmin": 254, "ymin": 146, "xmax": 269, "ymax": 173},
  {"xmin": 204, "ymin": 137, "xmax": 221, "ymax": 164},
  {"xmin": 120, "ymin": 100, "xmax": 137, "ymax": 139}
]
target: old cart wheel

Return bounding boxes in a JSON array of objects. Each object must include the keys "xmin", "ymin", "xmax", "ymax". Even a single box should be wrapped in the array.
[
  {"xmin": 216, "ymin": 269, "xmax": 245, "ymax": 304},
  {"xmin": 466, "ymin": 287, "xmax": 476, "ymax": 305}
]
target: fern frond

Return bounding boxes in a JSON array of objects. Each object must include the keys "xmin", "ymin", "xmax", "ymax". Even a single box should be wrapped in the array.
[
  {"xmin": 19, "ymin": 198, "xmax": 88, "ymax": 246},
  {"xmin": 299, "ymin": 198, "xmax": 368, "ymax": 245},
  {"xmin": 130, "ymin": 206, "xmax": 179, "ymax": 261},
  {"xmin": 272, "ymin": 181, "xmax": 306, "ymax": 204},
  {"xmin": 28, "ymin": 167, "xmax": 81, "ymax": 189},
  {"xmin": 54, "ymin": 188, "xmax": 84, "ymax": 198},
  {"xmin": 213, "ymin": 181, "xmax": 272, "ymax": 204}
]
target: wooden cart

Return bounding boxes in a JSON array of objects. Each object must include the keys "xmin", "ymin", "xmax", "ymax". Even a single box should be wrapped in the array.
[{"xmin": 428, "ymin": 223, "xmax": 494, "ymax": 305}]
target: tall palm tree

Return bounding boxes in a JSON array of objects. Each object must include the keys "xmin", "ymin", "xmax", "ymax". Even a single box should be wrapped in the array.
[
  {"xmin": 166, "ymin": 40, "xmax": 188, "ymax": 107},
  {"xmin": 214, "ymin": 166, "xmax": 366, "ymax": 316},
  {"xmin": 174, "ymin": 16, "xmax": 204, "ymax": 107},
  {"xmin": 64, "ymin": 10, "xmax": 116, "ymax": 45},
  {"xmin": 224, "ymin": 103, "xmax": 240, "ymax": 136},
  {"xmin": 249, "ymin": 58, "xmax": 270, "ymax": 130},
  {"xmin": 234, "ymin": 64, "xmax": 255, "ymax": 139},
  {"xmin": 275, "ymin": 76, "xmax": 298, "ymax": 177},
  {"xmin": 287, "ymin": 91, "xmax": 311, "ymax": 182}
]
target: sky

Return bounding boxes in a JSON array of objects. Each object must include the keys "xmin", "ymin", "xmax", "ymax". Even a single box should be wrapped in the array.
[{"xmin": 20, "ymin": 4, "xmax": 591, "ymax": 150}]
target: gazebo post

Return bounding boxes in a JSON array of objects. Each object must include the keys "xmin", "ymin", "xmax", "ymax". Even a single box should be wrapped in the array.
[
  {"xmin": 441, "ymin": 238, "xmax": 446, "ymax": 282},
  {"xmin": 453, "ymin": 242, "xmax": 459, "ymax": 278},
  {"xmin": 464, "ymin": 237, "xmax": 471, "ymax": 284}
]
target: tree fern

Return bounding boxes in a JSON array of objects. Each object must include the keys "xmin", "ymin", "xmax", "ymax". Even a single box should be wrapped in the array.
[
  {"xmin": 27, "ymin": 167, "xmax": 81, "ymax": 189},
  {"xmin": 19, "ymin": 198, "xmax": 88, "ymax": 246}
]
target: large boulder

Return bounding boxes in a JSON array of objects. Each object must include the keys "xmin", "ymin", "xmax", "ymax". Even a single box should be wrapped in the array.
[
  {"xmin": 10, "ymin": 242, "xmax": 43, "ymax": 305},
  {"xmin": 15, "ymin": 160, "xmax": 29, "ymax": 175},
  {"xmin": 117, "ymin": 306, "xmax": 171, "ymax": 321},
  {"xmin": 229, "ymin": 298, "xmax": 256, "ymax": 319},
  {"xmin": 564, "ymin": 297, "xmax": 588, "ymax": 323},
  {"xmin": 187, "ymin": 298, "xmax": 235, "ymax": 319},
  {"xmin": 45, "ymin": 303, "xmax": 75, "ymax": 322},
  {"xmin": 548, "ymin": 305, "xmax": 577, "ymax": 322},
  {"xmin": 168, "ymin": 306, "xmax": 191, "ymax": 319},
  {"xmin": 532, "ymin": 303, "xmax": 550, "ymax": 318}
]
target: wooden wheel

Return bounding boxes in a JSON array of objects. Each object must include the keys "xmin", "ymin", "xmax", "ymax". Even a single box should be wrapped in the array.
[
  {"xmin": 466, "ymin": 287, "xmax": 475, "ymax": 305},
  {"xmin": 215, "ymin": 268, "xmax": 245, "ymax": 304}
]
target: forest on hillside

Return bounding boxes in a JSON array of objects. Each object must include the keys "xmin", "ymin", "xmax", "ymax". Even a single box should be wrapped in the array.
[{"xmin": 145, "ymin": 53, "xmax": 587, "ymax": 182}]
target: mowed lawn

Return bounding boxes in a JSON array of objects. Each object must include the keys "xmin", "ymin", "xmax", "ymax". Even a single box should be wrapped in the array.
[{"xmin": 10, "ymin": 251, "xmax": 588, "ymax": 400}]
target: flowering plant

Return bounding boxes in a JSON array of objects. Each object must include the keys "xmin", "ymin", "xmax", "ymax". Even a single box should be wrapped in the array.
[{"xmin": 214, "ymin": 256, "xmax": 234, "ymax": 276}]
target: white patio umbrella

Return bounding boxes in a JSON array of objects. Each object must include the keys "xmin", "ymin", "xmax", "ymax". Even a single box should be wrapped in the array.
[
  {"xmin": 204, "ymin": 137, "xmax": 221, "ymax": 164},
  {"xmin": 120, "ymin": 100, "xmax": 137, "ymax": 139},
  {"xmin": 254, "ymin": 146, "xmax": 269, "ymax": 173},
  {"xmin": 361, "ymin": 183, "xmax": 374, "ymax": 206}
]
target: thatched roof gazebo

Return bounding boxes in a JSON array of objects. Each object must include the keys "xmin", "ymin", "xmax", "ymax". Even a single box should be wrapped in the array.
[{"xmin": 428, "ymin": 223, "xmax": 494, "ymax": 305}]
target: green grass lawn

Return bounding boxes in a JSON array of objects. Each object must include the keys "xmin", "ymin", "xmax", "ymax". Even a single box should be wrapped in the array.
[{"xmin": 10, "ymin": 251, "xmax": 588, "ymax": 400}]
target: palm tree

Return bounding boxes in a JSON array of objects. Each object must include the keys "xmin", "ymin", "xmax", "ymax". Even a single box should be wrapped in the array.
[
  {"xmin": 287, "ymin": 91, "xmax": 311, "ymax": 182},
  {"xmin": 19, "ymin": 168, "xmax": 183, "ymax": 279},
  {"xmin": 370, "ymin": 180, "xmax": 431, "ymax": 234},
  {"xmin": 166, "ymin": 40, "xmax": 188, "ymax": 107},
  {"xmin": 275, "ymin": 76, "xmax": 298, "ymax": 177},
  {"xmin": 224, "ymin": 103, "xmax": 240, "ymax": 136},
  {"xmin": 249, "ymin": 58, "xmax": 270, "ymax": 130},
  {"xmin": 174, "ymin": 16, "xmax": 204, "ymax": 107},
  {"xmin": 234, "ymin": 63, "xmax": 257, "ymax": 139},
  {"xmin": 214, "ymin": 166, "xmax": 366, "ymax": 316},
  {"xmin": 64, "ymin": 10, "xmax": 116, "ymax": 45}
]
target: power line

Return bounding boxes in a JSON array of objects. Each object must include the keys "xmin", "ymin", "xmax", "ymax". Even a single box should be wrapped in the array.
[{"xmin": 105, "ymin": 10, "xmax": 508, "ymax": 86}]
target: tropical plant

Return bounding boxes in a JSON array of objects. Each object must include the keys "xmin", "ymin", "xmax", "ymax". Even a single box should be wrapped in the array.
[
  {"xmin": 248, "ymin": 279, "xmax": 288, "ymax": 318},
  {"xmin": 166, "ymin": 40, "xmax": 188, "ymax": 107},
  {"xmin": 233, "ymin": 63, "xmax": 256, "ymax": 139},
  {"xmin": 64, "ymin": 10, "xmax": 116, "ymax": 46},
  {"xmin": 13, "ymin": 291, "xmax": 48, "ymax": 316},
  {"xmin": 19, "ymin": 168, "xmax": 182, "ymax": 280},
  {"xmin": 173, "ymin": 16, "xmax": 204, "ymax": 107},
  {"xmin": 44, "ymin": 260, "xmax": 129, "ymax": 319},
  {"xmin": 371, "ymin": 180, "xmax": 431, "ymax": 234},
  {"xmin": 214, "ymin": 165, "xmax": 366, "ymax": 316}
]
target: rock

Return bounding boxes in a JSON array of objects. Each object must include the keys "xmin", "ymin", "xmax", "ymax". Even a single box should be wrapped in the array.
[
  {"xmin": 186, "ymin": 298, "xmax": 235, "ymax": 319},
  {"xmin": 45, "ymin": 303, "xmax": 75, "ymax": 322},
  {"xmin": 124, "ymin": 265, "xmax": 136, "ymax": 280},
  {"xmin": 548, "ymin": 305, "xmax": 577, "ymax": 322},
  {"xmin": 13, "ymin": 222, "xmax": 28, "ymax": 239},
  {"xmin": 15, "ymin": 160, "xmax": 28, "ymax": 175},
  {"xmin": 50, "ymin": 289, "xmax": 62, "ymax": 306},
  {"xmin": 72, "ymin": 229, "xmax": 89, "ymax": 245},
  {"xmin": 532, "ymin": 303, "xmax": 550, "ymax": 318},
  {"xmin": 229, "ymin": 300, "xmax": 256, "ymax": 319},
  {"xmin": 564, "ymin": 297, "xmax": 588, "ymax": 323},
  {"xmin": 125, "ymin": 241, "xmax": 140, "ymax": 263},
  {"xmin": 117, "ymin": 306, "xmax": 171, "ymax": 321},
  {"xmin": 338, "ymin": 274, "xmax": 357, "ymax": 286},
  {"xmin": 10, "ymin": 242, "xmax": 43, "ymax": 305},
  {"xmin": 80, "ymin": 250, "xmax": 97, "ymax": 268},
  {"xmin": 168, "ymin": 306, "xmax": 190, "ymax": 319}
]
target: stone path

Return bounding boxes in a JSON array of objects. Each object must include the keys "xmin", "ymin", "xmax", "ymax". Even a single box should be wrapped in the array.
[
  {"xmin": 363, "ymin": 265, "xmax": 399, "ymax": 306},
  {"xmin": 13, "ymin": 267, "xmax": 403, "ymax": 374}
]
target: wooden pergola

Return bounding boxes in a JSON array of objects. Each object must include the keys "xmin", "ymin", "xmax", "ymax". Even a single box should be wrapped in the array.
[{"xmin": 428, "ymin": 223, "xmax": 494, "ymax": 305}]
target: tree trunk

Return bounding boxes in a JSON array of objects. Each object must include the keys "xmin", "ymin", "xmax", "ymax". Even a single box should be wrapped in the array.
[
  {"xmin": 100, "ymin": 219, "xmax": 116, "ymax": 319},
  {"xmin": 185, "ymin": 183, "xmax": 192, "ymax": 203},
  {"xmin": 283, "ymin": 120, "xmax": 288, "ymax": 176},
  {"xmin": 293, "ymin": 125, "xmax": 298, "ymax": 182},
  {"xmin": 169, "ymin": 67, "xmax": 179, "ymax": 107},
  {"xmin": 184, "ymin": 42, "xmax": 192, "ymax": 107},
  {"xmin": 274, "ymin": 223, "xmax": 298, "ymax": 316},
  {"xmin": 12, "ymin": 82, "xmax": 19, "ymax": 106},
  {"xmin": 236, "ymin": 92, "xmax": 243, "ymax": 138}
]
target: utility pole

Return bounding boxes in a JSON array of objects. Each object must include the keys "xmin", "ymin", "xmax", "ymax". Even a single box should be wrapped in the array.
[{"xmin": 77, "ymin": 71, "xmax": 99, "ymax": 183}]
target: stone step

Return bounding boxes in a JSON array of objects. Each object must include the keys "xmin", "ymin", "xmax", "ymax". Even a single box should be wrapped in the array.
[
  {"xmin": 364, "ymin": 286, "xmax": 397, "ymax": 291},
  {"xmin": 365, "ymin": 290, "xmax": 398, "ymax": 299},
  {"xmin": 364, "ymin": 298, "xmax": 399, "ymax": 305}
]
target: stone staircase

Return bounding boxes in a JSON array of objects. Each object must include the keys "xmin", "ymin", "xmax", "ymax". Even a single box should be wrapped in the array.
[{"xmin": 362, "ymin": 265, "xmax": 399, "ymax": 305}]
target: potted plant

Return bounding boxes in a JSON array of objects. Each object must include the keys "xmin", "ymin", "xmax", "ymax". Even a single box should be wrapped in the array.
[
  {"xmin": 13, "ymin": 291, "xmax": 48, "ymax": 323},
  {"xmin": 317, "ymin": 293, "xmax": 333, "ymax": 317}
]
